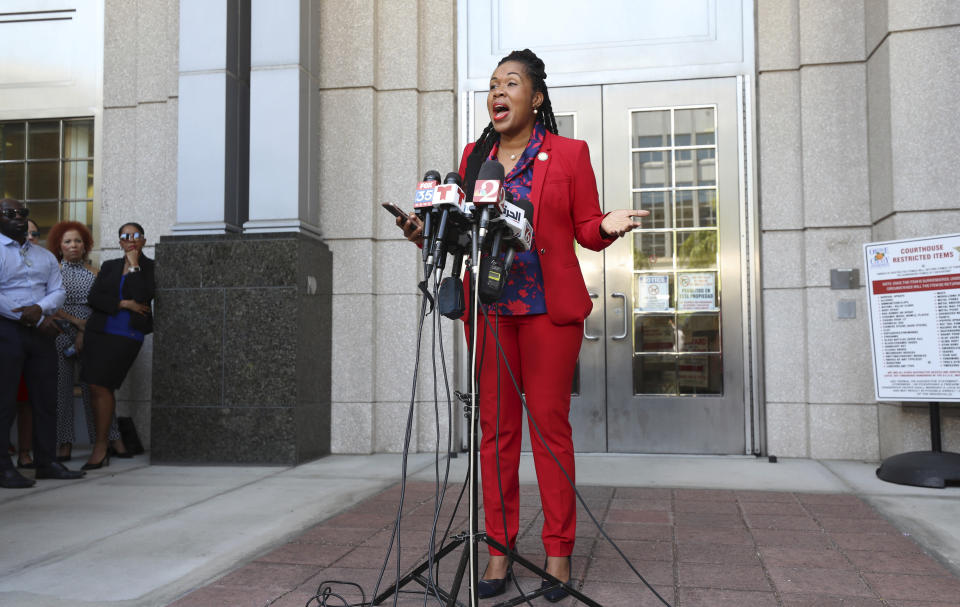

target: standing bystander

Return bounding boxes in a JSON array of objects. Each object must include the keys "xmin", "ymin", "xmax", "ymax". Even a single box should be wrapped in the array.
[{"xmin": 0, "ymin": 198, "xmax": 85, "ymax": 488}]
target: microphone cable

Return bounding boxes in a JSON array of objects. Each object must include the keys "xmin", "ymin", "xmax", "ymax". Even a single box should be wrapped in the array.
[
  {"xmin": 367, "ymin": 289, "xmax": 431, "ymax": 607},
  {"xmin": 420, "ymin": 268, "xmax": 460, "ymax": 604},
  {"xmin": 477, "ymin": 305, "xmax": 674, "ymax": 607}
]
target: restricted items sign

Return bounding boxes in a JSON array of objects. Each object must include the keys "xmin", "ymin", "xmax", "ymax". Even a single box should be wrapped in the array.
[{"xmin": 864, "ymin": 233, "xmax": 960, "ymax": 402}]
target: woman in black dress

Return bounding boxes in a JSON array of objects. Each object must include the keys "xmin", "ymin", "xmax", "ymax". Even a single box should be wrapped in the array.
[{"xmin": 80, "ymin": 222, "xmax": 155, "ymax": 470}]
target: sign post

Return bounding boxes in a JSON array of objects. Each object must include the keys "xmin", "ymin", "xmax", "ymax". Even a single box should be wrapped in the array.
[{"xmin": 864, "ymin": 234, "xmax": 960, "ymax": 488}]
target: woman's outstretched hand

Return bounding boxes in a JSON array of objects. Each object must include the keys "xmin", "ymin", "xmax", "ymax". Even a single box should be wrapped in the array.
[
  {"xmin": 600, "ymin": 208, "xmax": 650, "ymax": 238},
  {"xmin": 397, "ymin": 214, "xmax": 424, "ymax": 246}
]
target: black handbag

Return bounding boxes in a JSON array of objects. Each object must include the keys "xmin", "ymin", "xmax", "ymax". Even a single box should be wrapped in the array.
[{"xmin": 117, "ymin": 416, "xmax": 145, "ymax": 455}]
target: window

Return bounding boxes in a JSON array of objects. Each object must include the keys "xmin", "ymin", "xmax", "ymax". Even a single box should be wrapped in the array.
[
  {"xmin": 0, "ymin": 118, "xmax": 94, "ymax": 241},
  {"xmin": 630, "ymin": 106, "xmax": 722, "ymax": 395}
]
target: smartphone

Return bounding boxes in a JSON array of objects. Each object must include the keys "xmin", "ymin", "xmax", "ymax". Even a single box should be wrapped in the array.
[
  {"xmin": 53, "ymin": 318, "xmax": 72, "ymax": 332},
  {"xmin": 381, "ymin": 202, "xmax": 411, "ymax": 223}
]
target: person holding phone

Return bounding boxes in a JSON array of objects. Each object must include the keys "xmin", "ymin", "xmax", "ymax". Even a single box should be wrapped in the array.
[
  {"xmin": 80, "ymin": 223, "xmax": 154, "ymax": 470},
  {"xmin": 399, "ymin": 50, "xmax": 646, "ymax": 601},
  {"xmin": 46, "ymin": 221, "xmax": 130, "ymax": 462}
]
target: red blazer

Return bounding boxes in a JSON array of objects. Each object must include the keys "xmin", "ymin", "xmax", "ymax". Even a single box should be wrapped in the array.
[{"xmin": 459, "ymin": 131, "xmax": 614, "ymax": 325}]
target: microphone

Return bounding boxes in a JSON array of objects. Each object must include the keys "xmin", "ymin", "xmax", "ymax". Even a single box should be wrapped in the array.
[
  {"xmin": 472, "ymin": 160, "xmax": 505, "ymax": 243},
  {"xmin": 499, "ymin": 198, "xmax": 534, "ymax": 273},
  {"xmin": 427, "ymin": 172, "xmax": 467, "ymax": 273},
  {"xmin": 414, "ymin": 170, "xmax": 441, "ymax": 263},
  {"xmin": 478, "ymin": 198, "xmax": 534, "ymax": 304}
]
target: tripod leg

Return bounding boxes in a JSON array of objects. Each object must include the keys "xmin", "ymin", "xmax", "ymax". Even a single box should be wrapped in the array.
[
  {"xmin": 445, "ymin": 541, "xmax": 471, "ymax": 607},
  {"xmin": 373, "ymin": 536, "xmax": 465, "ymax": 605}
]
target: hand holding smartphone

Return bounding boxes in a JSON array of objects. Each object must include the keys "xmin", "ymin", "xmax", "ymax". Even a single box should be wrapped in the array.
[{"xmin": 381, "ymin": 202, "xmax": 411, "ymax": 224}]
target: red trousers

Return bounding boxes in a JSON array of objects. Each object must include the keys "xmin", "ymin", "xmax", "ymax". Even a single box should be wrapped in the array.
[{"xmin": 473, "ymin": 312, "xmax": 582, "ymax": 557}]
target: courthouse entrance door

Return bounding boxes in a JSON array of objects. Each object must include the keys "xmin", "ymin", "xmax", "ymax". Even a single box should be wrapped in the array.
[{"xmin": 471, "ymin": 78, "xmax": 746, "ymax": 454}]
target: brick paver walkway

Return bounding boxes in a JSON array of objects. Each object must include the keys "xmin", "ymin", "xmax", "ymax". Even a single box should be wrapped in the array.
[{"xmin": 168, "ymin": 482, "xmax": 960, "ymax": 606}]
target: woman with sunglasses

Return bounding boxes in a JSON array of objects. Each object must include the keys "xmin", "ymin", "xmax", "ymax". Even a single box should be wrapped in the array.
[{"xmin": 80, "ymin": 222, "xmax": 155, "ymax": 470}]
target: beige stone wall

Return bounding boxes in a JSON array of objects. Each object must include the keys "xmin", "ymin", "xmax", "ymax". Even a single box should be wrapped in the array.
[
  {"xmin": 757, "ymin": 0, "xmax": 960, "ymax": 458},
  {"xmin": 101, "ymin": 0, "xmax": 180, "ymax": 446},
  {"xmin": 317, "ymin": 0, "xmax": 459, "ymax": 453},
  {"xmin": 98, "ymin": 0, "xmax": 457, "ymax": 455}
]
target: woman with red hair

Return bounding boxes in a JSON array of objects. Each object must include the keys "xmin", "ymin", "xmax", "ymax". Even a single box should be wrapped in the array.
[{"xmin": 46, "ymin": 221, "xmax": 127, "ymax": 461}]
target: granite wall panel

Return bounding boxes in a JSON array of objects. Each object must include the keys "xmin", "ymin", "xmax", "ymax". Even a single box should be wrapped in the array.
[{"xmin": 152, "ymin": 233, "xmax": 332, "ymax": 464}]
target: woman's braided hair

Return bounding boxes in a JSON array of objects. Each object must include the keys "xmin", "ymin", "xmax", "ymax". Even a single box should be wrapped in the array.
[{"xmin": 469, "ymin": 49, "xmax": 559, "ymax": 164}]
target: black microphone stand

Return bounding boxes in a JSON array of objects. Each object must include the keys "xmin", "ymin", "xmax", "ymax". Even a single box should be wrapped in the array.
[{"xmin": 373, "ymin": 220, "xmax": 603, "ymax": 607}]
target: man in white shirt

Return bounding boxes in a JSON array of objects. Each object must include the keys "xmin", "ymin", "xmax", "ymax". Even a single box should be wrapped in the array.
[{"xmin": 0, "ymin": 198, "xmax": 85, "ymax": 488}]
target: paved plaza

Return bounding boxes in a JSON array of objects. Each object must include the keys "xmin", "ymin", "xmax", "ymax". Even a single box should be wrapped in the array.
[{"xmin": 1, "ymin": 454, "xmax": 959, "ymax": 606}]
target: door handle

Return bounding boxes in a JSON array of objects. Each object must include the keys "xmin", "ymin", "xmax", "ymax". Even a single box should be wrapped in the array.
[
  {"xmin": 612, "ymin": 292, "xmax": 629, "ymax": 340},
  {"xmin": 583, "ymin": 292, "xmax": 600, "ymax": 340}
]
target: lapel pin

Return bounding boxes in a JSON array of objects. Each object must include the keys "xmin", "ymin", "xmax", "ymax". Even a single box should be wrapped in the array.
[{"xmin": 537, "ymin": 152, "xmax": 548, "ymax": 161}]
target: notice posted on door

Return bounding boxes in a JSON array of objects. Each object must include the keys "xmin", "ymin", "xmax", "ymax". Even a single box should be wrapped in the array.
[{"xmin": 864, "ymin": 234, "xmax": 960, "ymax": 402}]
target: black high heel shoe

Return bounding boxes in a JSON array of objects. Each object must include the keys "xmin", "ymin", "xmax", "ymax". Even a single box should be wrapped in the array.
[
  {"xmin": 477, "ymin": 568, "xmax": 511, "ymax": 599},
  {"xmin": 81, "ymin": 453, "xmax": 110, "ymax": 471},
  {"xmin": 16, "ymin": 454, "xmax": 35, "ymax": 469},
  {"xmin": 541, "ymin": 557, "xmax": 571, "ymax": 603}
]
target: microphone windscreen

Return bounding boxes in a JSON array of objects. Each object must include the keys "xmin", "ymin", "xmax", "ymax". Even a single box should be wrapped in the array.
[
  {"xmin": 476, "ymin": 159, "xmax": 505, "ymax": 182},
  {"xmin": 463, "ymin": 154, "xmax": 484, "ymax": 201},
  {"xmin": 444, "ymin": 172, "xmax": 462, "ymax": 186},
  {"xmin": 514, "ymin": 198, "xmax": 534, "ymax": 217},
  {"xmin": 422, "ymin": 170, "xmax": 442, "ymax": 183}
]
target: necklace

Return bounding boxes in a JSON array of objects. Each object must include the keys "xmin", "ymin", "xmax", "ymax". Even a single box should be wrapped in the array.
[{"xmin": 501, "ymin": 147, "xmax": 522, "ymax": 161}]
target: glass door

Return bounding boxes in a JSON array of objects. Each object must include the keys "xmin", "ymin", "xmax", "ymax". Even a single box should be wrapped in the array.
[
  {"xmin": 470, "ymin": 77, "xmax": 747, "ymax": 454},
  {"xmin": 603, "ymin": 79, "xmax": 745, "ymax": 453}
]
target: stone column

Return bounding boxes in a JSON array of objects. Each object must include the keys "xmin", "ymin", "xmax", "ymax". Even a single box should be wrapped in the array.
[
  {"xmin": 152, "ymin": 0, "xmax": 332, "ymax": 464},
  {"xmin": 173, "ymin": 0, "xmax": 249, "ymax": 234},
  {"xmin": 244, "ymin": 0, "xmax": 321, "ymax": 235}
]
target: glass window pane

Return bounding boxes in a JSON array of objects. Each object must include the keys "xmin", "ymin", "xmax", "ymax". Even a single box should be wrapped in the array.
[
  {"xmin": 675, "ymin": 108, "xmax": 715, "ymax": 146},
  {"xmin": 677, "ymin": 313, "xmax": 720, "ymax": 352},
  {"xmin": 674, "ymin": 150, "xmax": 693, "ymax": 186},
  {"xmin": 0, "ymin": 122, "xmax": 26, "ymax": 160},
  {"xmin": 24, "ymin": 201, "xmax": 58, "ymax": 232},
  {"xmin": 676, "ymin": 191, "xmax": 694, "ymax": 227},
  {"xmin": 61, "ymin": 200, "xmax": 94, "ymax": 227},
  {"xmin": 633, "ymin": 231, "xmax": 674, "ymax": 270},
  {"xmin": 27, "ymin": 122, "xmax": 59, "ymax": 159},
  {"xmin": 63, "ymin": 160, "xmax": 93, "ymax": 199},
  {"xmin": 635, "ymin": 315, "xmax": 676, "ymax": 353},
  {"xmin": 675, "ymin": 149, "xmax": 716, "ymax": 187},
  {"xmin": 631, "ymin": 110, "xmax": 670, "ymax": 148},
  {"xmin": 697, "ymin": 190, "xmax": 717, "ymax": 227},
  {"xmin": 555, "ymin": 114, "xmax": 575, "ymax": 139},
  {"xmin": 678, "ymin": 354, "xmax": 722, "ymax": 395},
  {"xmin": 676, "ymin": 230, "xmax": 717, "ymax": 269},
  {"xmin": 676, "ymin": 190, "xmax": 718, "ymax": 228},
  {"xmin": 26, "ymin": 161, "xmax": 58, "ymax": 199},
  {"xmin": 0, "ymin": 162, "xmax": 26, "ymax": 199},
  {"xmin": 64, "ymin": 120, "xmax": 94, "ymax": 158},
  {"xmin": 697, "ymin": 149, "xmax": 716, "ymax": 185},
  {"xmin": 634, "ymin": 191, "xmax": 671, "ymax": 229},
  {"xmin": 632, "ymin": 150, "xmax": 671, "ymax": 188},
  {"xmin": 633, "ymin": 354, "xmax": 677, "ymax": 395}
]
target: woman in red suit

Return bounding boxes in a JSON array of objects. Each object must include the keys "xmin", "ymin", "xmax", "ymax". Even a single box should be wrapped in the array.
[{"xmin": 401, "ymin": 49, "xmax": 645, "ymax": 601}]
